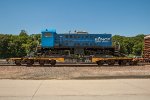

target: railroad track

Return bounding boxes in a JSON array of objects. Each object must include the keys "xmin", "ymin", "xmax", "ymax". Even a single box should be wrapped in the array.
[
  {"xmin": 0, "ymin": 62, "xmax": 147, "ymax": 67},
  {"xmin": 0, "ymin": 59, "xmax": 149, "ymax": 67},
  {"xmin": 0, "ymin": 64, "xmax": 97, "ymax": 67},
  {"xmin": 0, "ymin": 61, "xmax": 98, "ymax": 67}
]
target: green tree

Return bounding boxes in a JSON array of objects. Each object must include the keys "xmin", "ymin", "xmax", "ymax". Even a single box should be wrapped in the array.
[
  {"xmin": 112, "ymin": 34, "xmax": 144, "ymax": 56},
  {"xmin": 0, "ymin": 34, "xmax": 11, "ymax": 58},
  {"xmin": 132, "ymin": 42, "xmax": 143, "ymax": 56},
  {"xmin": 19, "ymin": 30, "xmax": 28, "ymax": 37}
]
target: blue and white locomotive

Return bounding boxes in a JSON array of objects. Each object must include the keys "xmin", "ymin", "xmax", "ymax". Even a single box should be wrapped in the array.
[
  {"xmin": 41, "ymin": 29, "xmax": 112, "ymax": 48},
  {"xmin": 39, "ymin": 29, "xmax": 114, "ymax": 61}
]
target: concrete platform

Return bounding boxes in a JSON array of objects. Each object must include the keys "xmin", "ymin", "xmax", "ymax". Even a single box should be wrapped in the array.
[{"xmin": 0, "ymin": 79, "xmax": 150, "ymax": 100}]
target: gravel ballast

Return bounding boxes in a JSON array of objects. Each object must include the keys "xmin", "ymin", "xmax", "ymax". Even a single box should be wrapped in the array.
[{"xmin": 0, "ymin": 65, "xmax": 150, "ymax": 80}]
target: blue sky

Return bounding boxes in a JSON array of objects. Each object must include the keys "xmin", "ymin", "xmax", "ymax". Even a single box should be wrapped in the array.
[{"xmin": 0, "ymin": 0, "xmax": 150, "ymax": 36}]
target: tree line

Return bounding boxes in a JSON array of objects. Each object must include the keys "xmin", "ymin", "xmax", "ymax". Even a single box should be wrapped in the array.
[
  {"xmin": 0, "ymin": 30, "xmax": 145, "ymax": 58},
  {"xmin": 0, "ymin": 30, "xmax": 41, "ymax": 58},
  {"xmin": 112, "ymin": 34, "xmax": 144, "ymax": 57}
]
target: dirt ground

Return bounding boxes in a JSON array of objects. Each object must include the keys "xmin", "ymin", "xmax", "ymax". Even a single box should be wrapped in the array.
[{"xmin": 0, "ymin": 64, "xmax": 150, "ymax": 80}]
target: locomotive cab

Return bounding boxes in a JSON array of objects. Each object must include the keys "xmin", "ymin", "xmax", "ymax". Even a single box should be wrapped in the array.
[{"xmin": 41, "ymin": 29, "xmax": 56, "ymax": 48}]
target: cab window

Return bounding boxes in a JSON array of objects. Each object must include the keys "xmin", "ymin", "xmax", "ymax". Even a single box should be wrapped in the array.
[{"xmin": 44, "ymin": 32, "xmax": 52, "ymax": 37}]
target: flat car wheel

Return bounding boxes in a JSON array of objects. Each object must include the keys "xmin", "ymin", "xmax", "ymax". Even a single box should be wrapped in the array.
[
  {"xmin": 119, "ymin": 60, "xmax": 127, "ymax": 66},
  {"xmin": 108, "ymin": 60, "xmax": 115, "ymax": 66},
  {"xmin": 50, "ymin": 60, "xmax": 56, "ymax": 66},
  {"xmin": 15, "ymin": 60, "xmax": 21, "ymax": 66},
  {"xmin": 96, "ymin": 61, "xmax": 103, "ymax": 66},
  {"xmin": 39, "ymin": 60, "xmax": 45, "ymax": 66},
  {"xmin": 26, "ymin": 60, "xmax": 34, "ymax": 66}
]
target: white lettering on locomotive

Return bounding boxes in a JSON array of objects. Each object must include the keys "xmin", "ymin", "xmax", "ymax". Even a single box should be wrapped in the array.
[{"xmin": 95, "ymin": 37, "xmax": 111, "ymax": 42}]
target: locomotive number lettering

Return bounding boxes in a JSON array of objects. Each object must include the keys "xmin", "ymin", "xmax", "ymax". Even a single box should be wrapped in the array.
[{"xmin": 95, "ymin": 37, "xmax": 111, "ymax": 42}]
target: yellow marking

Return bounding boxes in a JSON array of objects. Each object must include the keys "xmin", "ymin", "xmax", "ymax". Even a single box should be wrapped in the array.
[
  {"xmin": 92, "ymin": 57, "xmax": 133, "ymax": 62},
  {"xmin": 92, "ymin": 58, "xmax": 103, "ymax": 62},
  {"xmin": 51, "ymin": 58, "xmax": 65, "ymax": 62},
  {"xmin": 34, "ymin": 57, "xmax": 65, "ymax": 62}
]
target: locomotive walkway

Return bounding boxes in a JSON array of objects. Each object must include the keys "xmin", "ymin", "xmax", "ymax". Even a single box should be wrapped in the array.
[{"xmin": 0, "ymin": 79, "xmax": 150, "ymax": 100}]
